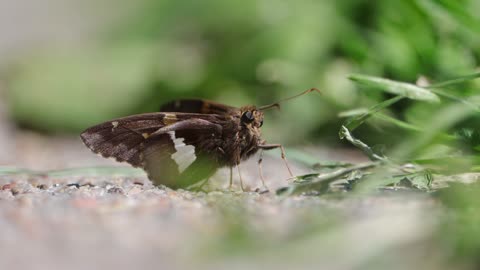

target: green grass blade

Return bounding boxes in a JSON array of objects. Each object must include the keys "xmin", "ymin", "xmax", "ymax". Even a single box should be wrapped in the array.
[
  {"xmin": 0, "ymin": 166, "xmax": 145, "ymax": 177},
  {"xmin": 0, "ymin": 167, "xmax": 37, "ymax": 175},
  {"xmin": 46, "ymin": 166, "xmax": 146, "ymax": 177},
  {"xmin": 349, "ymin": 74, "xmax": 440, "ymax": 102},
  {"xmin": 343, "ymin": 96, "xmax": 404, "ymax": 131},
  {"xmin": 425, "ymin": 72, "xmax": 480, "ymax": 112},
  {"xmin": 428, "ymin": 88, "xmax": 480, "ymax": 112},
  {"xmin": 374, "ymin": 113, "xmax": 422, "ymax": 132},
  {"xmin": 373, "ymin": 113, "xmax": 456, "ymax": 141},
  {"xmin": 338, "ymin": 108, "xmax": 369, "ymax": 118},
  {"xmin": 427, "ymin": 71, "xmax": 480, "ymax": 88},
  {"xmin": 266, "ymin": 148, "xmax": 320, "ymax": 167},
  {"xmin": 391, "ymin": 102, "xmax": 475, "ymax": 161},
  {"xmin": 339, "ymin": 126, "xmax": 386, "ymax": 162}
]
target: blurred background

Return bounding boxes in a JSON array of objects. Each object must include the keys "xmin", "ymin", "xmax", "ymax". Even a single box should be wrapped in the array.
[
  {"xmin": 2, "ymin": 0, "xmax": 479, "ymax": 144},
  {"xmin": 1, "ymin": 0, "xmax": 480, "ymax": 269}
]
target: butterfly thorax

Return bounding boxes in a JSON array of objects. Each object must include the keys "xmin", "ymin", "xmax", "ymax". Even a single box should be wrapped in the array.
[{"xmin": 217, "ymin": 106, "xmax": 264, "ymax": 167}]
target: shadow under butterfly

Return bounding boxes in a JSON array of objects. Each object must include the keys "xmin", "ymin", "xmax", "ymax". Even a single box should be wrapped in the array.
[{"xmin": 80, "ymin": 88, "xmax": 320, "ymax": 191}]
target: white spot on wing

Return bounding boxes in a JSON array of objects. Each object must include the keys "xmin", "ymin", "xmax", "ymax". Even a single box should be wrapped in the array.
[
  {"xmin": 168, "ymin": 131, "xmax": 196, "ymax": 173},
  {"xmin": 111, "ymin": 121, "xmax": 119, "ymax": 131}
]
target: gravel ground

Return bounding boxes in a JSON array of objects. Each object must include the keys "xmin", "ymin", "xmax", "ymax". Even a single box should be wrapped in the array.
[
  {"xmin": 0, "ymin": 173, "xmax": 441, "ymax": 270},
  {"xmin": 0, "ymin": 130, "xmax": 445, "ymax": 270}
]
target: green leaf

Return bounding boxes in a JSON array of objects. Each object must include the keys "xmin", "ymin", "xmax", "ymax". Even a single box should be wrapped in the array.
[
  {"xmin": 276, "ymin": 162, "xmax": 378, "ymax": 196},
  {"xmin": 349, "ymin": 74, "xmax": 440, "ymax": 102}
]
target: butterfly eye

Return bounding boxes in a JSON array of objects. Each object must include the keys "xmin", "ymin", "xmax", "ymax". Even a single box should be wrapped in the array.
[{"xmin": 241, "ymin": 111, "xmax": 254, "ymax": 123}]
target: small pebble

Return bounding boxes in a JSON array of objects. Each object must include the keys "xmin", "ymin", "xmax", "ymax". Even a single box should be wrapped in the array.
[
  {"xmin": 11, "ymin": 188, "xmax": 20, "ymax": 196},
  {"xmin": 66, "ymin": 183, "xmax": 80, "ymax": 188},
  {"xmin": 81, "ymin": 183, "xmax": 95, "ymax": 187},
  {"xmin": 37, "ymin": 184, "xmax": 48, "ymax": 190},
  {"xmin": 128, "ymin": 186, "xmax": 143, "ymax": 196},
  {"xmin": 107, "ymin": 187, "xmax": 125, "ymax": 195},
  {"xmin": 2, "ymin": 183, "xmax": 14, "ymax": 190},
  {"xmin": 258, "ymin": 189, "xmax": 270, "ymax": 195}
]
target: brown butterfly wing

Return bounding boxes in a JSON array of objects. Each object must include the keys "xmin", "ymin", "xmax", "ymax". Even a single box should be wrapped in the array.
[
  {"xmin": 141, "ymin": 133, "xmax": 180, "ymax": 187},
  {"xmin": 142, "ymin": 130, "xmax": 220, "ymax": 188},
  {"xmin": 80, "ymin": 113, "xmax": 166, "ymax": 167},
  {"xmin": 81, "ymin": 112, "xmax": 225, "ymax": 188},
  {"xmin": 142, "ymin": 115, "xmax": 226, "ymax": 188},
  {"xmin": 160, "ymin": 99, "xmax": 237, "ymax": 114}
]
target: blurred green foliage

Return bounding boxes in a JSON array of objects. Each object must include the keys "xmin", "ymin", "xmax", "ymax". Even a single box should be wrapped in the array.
[
  {"xmin": 5, "ymin": 0, "xmax": 480, "ymax": 144},
  {"xmin": 437, "ymin": 182, "xmax": 480, "ymax": 267}
]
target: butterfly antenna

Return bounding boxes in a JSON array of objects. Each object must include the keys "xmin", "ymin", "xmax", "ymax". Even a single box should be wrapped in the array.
[{"xmin": 258, "ymin": 88, "xmax": 321, "ymax": 111}]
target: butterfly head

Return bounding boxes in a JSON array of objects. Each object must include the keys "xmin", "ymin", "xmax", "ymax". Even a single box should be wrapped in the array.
[{"xmin": 240, "ymin": 106, "xmax": 264, "ymax": 129}]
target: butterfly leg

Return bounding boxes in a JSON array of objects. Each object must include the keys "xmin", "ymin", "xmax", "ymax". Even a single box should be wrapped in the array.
[
  {"xmin": 236, "ymin": 164, "xmax": 245, "ymax": 191},
  {"xmin": 229, "ymin": 167, "xmax": 233, "ymax": 190},
  {"xmin": 257, "ymin": 149, "xmax": 268, "ymax": 189},
  {"xmin": 259, "ymin": 144, "xmax": 294, "ymax": 177}
]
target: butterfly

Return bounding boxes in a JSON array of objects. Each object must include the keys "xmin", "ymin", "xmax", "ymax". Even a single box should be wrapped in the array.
[{"xmin": 80, "ymin": 88, "xmax": 320, "ymax": 190}]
